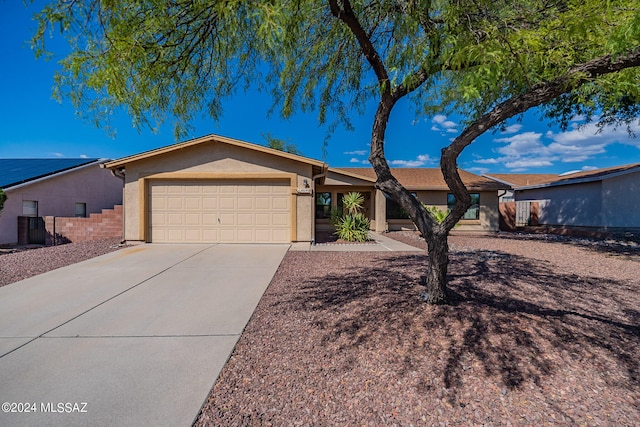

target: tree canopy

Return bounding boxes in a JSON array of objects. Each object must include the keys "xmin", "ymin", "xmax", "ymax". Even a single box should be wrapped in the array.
[{"xmin": 33, "ymin": 0, "xmax": 640, "ymax": 303}]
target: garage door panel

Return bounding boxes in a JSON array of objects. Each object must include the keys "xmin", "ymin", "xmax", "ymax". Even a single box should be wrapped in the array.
[
  {"xmin": 185, "ymin": 197, "xmax": 201, "ymax": 209},
  {"xmin": 202, "ymin": 213, "xmax": 217, "ymax": 225},
  {"xmin": 166, "ymin": 229, "xmax": 184, "ymax": 241},
  {"xmin": 236, "ymin": 229, "xmax": 254, "ymax": 242},
  {"xmin": 237, "ymin": 213, "xmax": 253, "ymax": 226},
  {"xmin": 219, "ymin": 197, "xmax": 236, "ymax": 210},
  {"xmin": 255, "ymin": 213, "xmax": 271, "ymax": 226},
  {"xmin": 202, "ymin": 228, "xmax": 218, "ymax": 241},
  {"xmin": 255, "ymin": 198, "xmax": 271, "ymax": 210},
  {"xmin": 272, "ymin": 197, "xmax": 289, "ymax": 210},
  {"xmin": 237, "ymin": 197, "xmax": 253, "ymax": 210},
  {"xmin": 202, "ymin": 198, "xmax": 218, "ymax": 209},
  {"xmin": 219, "ymin": 213, "xmax": 236, "ymax": 225},
  {"xmin": 272, "ymin": 229, "xmax": 289, "ymax": 242},
  {"xmin": 272, "ymin": 213, "xmax": 289, "ymax": 226},
  {"xmin": 149, "ymin": 180, "xmax": 291, "ymax": 243},
  {"xmin": 167, "ymin": 213, "xmax": 183, "ymax": 225},
  {"xmin": 185, "ymin": 214, "xmax": 201, "ymax": 225}
]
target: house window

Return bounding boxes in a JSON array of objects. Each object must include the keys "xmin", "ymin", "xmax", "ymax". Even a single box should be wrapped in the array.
[
  {"xmin": 447, "ymin": 193, "xmax": 480, "ymax": 220},
  {"xmin": 75, "ymin": 202, "xmax": 87, "ymax": 218},
  {"xmin": 316, "ymin": 192, "xmax": 332, "ymax": 219},
  {"xmin": 385, "ymin": 192, "xmax": 416, "ymax": 220},
  {"xmin": 22, "ymin": 200, "xmax": 38, "ymax": 217}
]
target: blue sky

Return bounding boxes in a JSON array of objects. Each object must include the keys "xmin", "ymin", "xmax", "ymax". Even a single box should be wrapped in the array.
[{"xmin": 2, "ymin": 1, "xmax": 640, "ymax": 175}]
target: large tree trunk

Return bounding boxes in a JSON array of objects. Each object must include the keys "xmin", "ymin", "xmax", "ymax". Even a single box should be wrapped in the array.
[{"xmin": 423, "ymin": 230, "xmax": 449, "ymax": 305}]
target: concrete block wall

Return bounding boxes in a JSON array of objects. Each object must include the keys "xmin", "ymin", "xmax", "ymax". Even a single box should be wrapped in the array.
[{"xmin": 44, "ymin": 205, "xmax": 123, "ymax": 244}]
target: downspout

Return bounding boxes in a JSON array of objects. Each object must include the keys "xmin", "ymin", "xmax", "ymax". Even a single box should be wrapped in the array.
[{"xmin": 310, "ymin": 165, "xmax": 328, "ymax": 245}]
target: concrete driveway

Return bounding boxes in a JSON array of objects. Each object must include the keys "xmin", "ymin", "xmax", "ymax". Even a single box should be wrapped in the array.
[{"xmin": 0, "ymin": 243, "xmax": 289, "ymax": 427}]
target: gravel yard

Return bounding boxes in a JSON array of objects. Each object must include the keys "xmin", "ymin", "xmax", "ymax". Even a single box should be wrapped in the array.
[
  {"xmin": 195, "ymin": 233, "xmax": 640, "ymax": 426},
  {"xmin": 0, "ymin": 238, "xmax": 126, "ymax": 287}
]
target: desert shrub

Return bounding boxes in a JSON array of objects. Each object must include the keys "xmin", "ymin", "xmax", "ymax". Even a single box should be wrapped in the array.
[{"xmin": 332, "ymin": 192, "xmax": 370, "ymax": 242}]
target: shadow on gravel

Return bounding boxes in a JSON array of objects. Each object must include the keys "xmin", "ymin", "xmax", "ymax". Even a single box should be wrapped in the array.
[{"xmin": 291, "ymin": 251, "xmax": 640, "ymax": 402}]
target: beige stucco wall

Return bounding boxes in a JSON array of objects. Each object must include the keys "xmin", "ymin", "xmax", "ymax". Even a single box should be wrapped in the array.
[
  {"xmin": 387, "ymin": 190, "xmax": 500, "ymax": 233},
  {"xmin": 0, "ymin": 164, "xmax": 123, "ymax": 245},
  {"xmin": 121, "ymin": 141, "xmax": 315, "ymax": 242}
]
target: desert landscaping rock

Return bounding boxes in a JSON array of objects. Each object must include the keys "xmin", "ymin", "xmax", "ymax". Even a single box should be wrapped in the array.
[
  {"xmin": 195, "ymin": 234, "xmax": 639, "ymax": 426},
  {"xmin": 0, "ymin": 238, "xmax": 125, "ymax": 287}
]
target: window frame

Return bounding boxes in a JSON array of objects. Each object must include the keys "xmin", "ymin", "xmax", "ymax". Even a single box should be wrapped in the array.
[
  {"xmin": 447, "ymin": 193, "xmax": 480, "ymax": 220},
  {"xmin": 75, "ymin": 202, "xmax": 87, "ymax": 218},
  {"xmin": 315, "ymin": 192, "xmax": 332, "ymax": 219},
  {"xmin": 22, "ymin": 200, "xmax": 38, "ymax": 217}
]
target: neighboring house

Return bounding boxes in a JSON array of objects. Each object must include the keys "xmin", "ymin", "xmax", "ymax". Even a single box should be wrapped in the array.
[
  {"xmin": 103, "ymin": 134, "xmax": 509, "ymax": 244},
  {"xmin": 0, "ymin": 158, "xmax": 123, "ymax": 245},
  {"xmin": 488, "ymin": 163, "xmax": 640, "ymax": 233},
  {"xmin": 483, "ymin": 173, "xmax": 559, "ymax": 201}
]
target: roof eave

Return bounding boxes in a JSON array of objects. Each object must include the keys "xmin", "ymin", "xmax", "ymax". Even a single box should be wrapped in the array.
[{"xmin": 103, "ymin": 134, "xmax": 327, "ymax": 170}]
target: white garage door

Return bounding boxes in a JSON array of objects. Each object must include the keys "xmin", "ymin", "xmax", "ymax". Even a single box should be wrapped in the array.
[{"xmin": 149, "ymin": 180, "xmax": 291, "ymax": 243}]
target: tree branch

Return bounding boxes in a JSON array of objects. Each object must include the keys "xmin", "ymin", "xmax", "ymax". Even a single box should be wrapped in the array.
[
  {"xmin": 328, "ymin": 0, "xmax": 389, "ymax": 88},
  {"xmin": 440, "ymin": 46, "xmax": 640, "ymax": 230}
]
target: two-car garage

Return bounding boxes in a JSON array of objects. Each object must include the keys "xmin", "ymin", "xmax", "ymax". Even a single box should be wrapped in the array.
[
  {"xmin": 148, "ymin": 179, "xmax": 292, "ymax": 243},
  {"xmin": 104, "ymin": 134, "xmax": 325, "ymax": 244}
]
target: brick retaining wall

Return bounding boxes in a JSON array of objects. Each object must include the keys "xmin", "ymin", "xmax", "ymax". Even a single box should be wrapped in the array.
[{"xmin": 44, "ymin": 205, "xmax": 123, "ymax": 244}]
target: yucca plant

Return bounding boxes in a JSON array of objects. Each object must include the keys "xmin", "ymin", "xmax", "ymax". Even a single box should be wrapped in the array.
[
  {"xmin": 335, "ymin": 212, "xmax": 370, "ymax": 242},
  {"xmin": 422, "ymin": 204, "xmax": 459, "ymax": 227},
  {"xmin": 333, "ymin": 192, "xmax": 370, "ymax": 242},
  {"xmin": 341, "ymin": 192, "xmax": 365, "ymax": 216}
]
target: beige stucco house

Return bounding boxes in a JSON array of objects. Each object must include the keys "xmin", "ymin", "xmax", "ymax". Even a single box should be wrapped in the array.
[{"xmin": 103, "ymin": 134, "xmax": 508, "ymax": 244}]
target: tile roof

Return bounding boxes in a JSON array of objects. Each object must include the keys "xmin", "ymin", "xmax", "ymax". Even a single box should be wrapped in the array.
[
  {"xmin": 483, "ymin": 173, "xmax": 559, "ymax": 187},
  {"xmin": 0, "ymin": 158, "xmax": 101, "ymax": 189},
  {"xmin": 335, "ymin": 167, "xmax": 510, "ymax": 190}
]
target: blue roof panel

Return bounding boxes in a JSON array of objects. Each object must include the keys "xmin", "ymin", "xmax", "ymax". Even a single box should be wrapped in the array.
[{"xmin": 0, "ymin": 158, "xmax": 100, "ymax": 189}]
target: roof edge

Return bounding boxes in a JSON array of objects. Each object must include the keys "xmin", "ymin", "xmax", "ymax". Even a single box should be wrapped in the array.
[
  {"xmin": 327, "ymin": 167, "xmax": 378, "ymax": 183},
  {"xmin": 516, "ymin": 164, "xmax": 640, "ymax": 190},
  {"xmin": 103, "ymin": 133, "xmax": 327, "ymax": 169}
]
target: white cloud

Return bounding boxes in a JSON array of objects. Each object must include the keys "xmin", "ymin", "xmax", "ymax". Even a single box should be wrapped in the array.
[
  {"xmin": 349, "ymin": 158, "xmax": 369, "ymax": 164},
  {"xmin": 501, "ymin": 124, "xmax": 522, "ymax": 134},
  {"xmin": 505, "ymin": 159, "xmax": 554, "ymax": 169},
  {"xmin": 389, "ymin": 154, "xmax": 437, "ymax": 167},
  {"xmin": 474, "ymin": 158, "xmax": 500, "ymax": 164},
  {"xmin": 50, "ymin": 152, "xmax": 64, "ymax": 157},
  {"xmin": 344, "ymin": 150, "xmax": 367, "ymax": 156},
  {"xmin": 473, "ymin": 120, "xmax": 640, "ymax": 171},
  {"xmin": 79, "ymin": 154, "xmax": 88, "ymax": 158},
  {"xmin": 432, "ymin": 115, "xmax": 448, "ymax": 124},
  {"xmin": 431, "ymin": 115, "xmax": 458, "ymax": 135}
]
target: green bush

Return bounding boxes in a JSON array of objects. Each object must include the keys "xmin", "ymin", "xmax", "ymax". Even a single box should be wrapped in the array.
[{"xmin": 332, "ymin": 192, "xmax": 370, "ymax": 242}]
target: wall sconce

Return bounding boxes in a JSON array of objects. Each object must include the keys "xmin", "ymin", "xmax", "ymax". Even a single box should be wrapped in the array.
[{"xmin": 303, "ymin": 179, "xmax": 309, "ymax": 188}]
